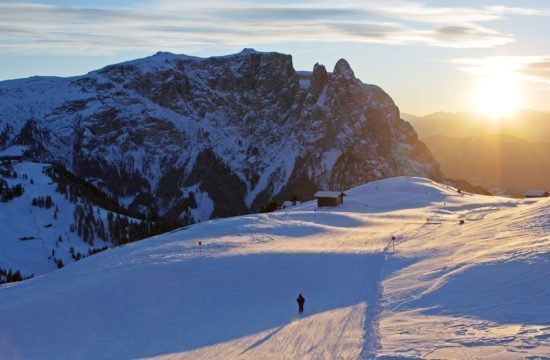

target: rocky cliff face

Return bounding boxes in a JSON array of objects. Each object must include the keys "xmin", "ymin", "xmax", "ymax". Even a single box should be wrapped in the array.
[{"xmin": 0, "ymin": 49, "xmax": 442, "ymax": 222}]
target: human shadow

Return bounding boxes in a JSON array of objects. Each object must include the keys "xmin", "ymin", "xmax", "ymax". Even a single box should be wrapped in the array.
[{"xmin": 239, "ymin": 324, "xmax": 284, "ymax": 355}]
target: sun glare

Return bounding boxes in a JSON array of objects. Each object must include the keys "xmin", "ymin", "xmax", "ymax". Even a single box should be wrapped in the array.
[{"xmin": 473, "ymin": 78, "xmax": 521, "ymax": 118}]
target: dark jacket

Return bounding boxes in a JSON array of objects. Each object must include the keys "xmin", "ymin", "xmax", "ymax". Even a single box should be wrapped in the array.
[{"xmin": 297, "ymin": 295, "xmax": 305, "ymax": 305}]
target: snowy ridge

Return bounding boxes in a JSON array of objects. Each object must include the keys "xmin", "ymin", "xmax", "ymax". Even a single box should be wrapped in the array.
[{"xmin": 0, "ymin": 177, "xmax": 547, "ymax": 359}]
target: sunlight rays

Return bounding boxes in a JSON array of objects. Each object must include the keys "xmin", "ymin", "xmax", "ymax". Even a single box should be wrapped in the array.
[{"xmin": 473, "ymin": 77, "xmax": 522, "ymax": 118}]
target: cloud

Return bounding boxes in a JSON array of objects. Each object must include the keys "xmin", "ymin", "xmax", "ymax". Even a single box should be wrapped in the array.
[
  {"xmin": 484, "ymin": 5, "xmax": 550, "ymax": 16},
  {"xmin": 430, "ymin": 25, "xmax": 511, "ymax": 48},
  {"xmin": 452, "ymin": 56, "xmax": 550, "ymax": 85},
  {"xmin": 522, "ymin": 59, "xmax": 550, "ymax": 79},
  {"xmin": 0, "ymin": 0, "xmax": 546, "ymax": 54}
]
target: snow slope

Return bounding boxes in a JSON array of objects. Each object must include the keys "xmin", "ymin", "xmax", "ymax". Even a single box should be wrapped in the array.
[
  {"xmin": 0, "ymin": 161, "xmax": 141, "ymax": 278},
  {"xmin": 0, "ymin": 177, "xmax": 548, "ymax": 359},
  {"xmin": 0, "ymin": 162, "xmax": 108, "ymax": 276}
]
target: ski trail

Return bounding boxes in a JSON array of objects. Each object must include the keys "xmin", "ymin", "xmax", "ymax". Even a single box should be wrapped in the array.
[
  {"xmin": 359, "ymin": 257, "xmax": 384, "ymax": 359},
  {"xmin": 357, "ymin": 235, "xmax": 393, "ymax": 360},
  {"xmin": 358, "ymin": 219, "xmax": 437, "ymax": 359}
]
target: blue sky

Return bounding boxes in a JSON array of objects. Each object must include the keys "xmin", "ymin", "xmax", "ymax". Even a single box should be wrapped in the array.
[{"xmin": 0, "ymin": 0, "xmax": 549, "ymax": 114}]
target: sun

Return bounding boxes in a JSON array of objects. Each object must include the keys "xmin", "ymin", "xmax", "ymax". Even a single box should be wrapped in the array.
[{"xmin": 472, "ymin": 77, "xmax": 522, "ymax": 118}]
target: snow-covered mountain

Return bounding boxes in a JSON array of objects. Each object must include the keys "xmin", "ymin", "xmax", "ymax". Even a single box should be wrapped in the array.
[
  {"xmin": 0, "ymin": 177, "xmax": 547, "ymax": 359},
  {"xmin": 0, "ymin": 49, "xmax": 441, "ymax": 222},
  {"xmin": 0, "ymin": 160, "xmax": 167, "ymax": 282}
]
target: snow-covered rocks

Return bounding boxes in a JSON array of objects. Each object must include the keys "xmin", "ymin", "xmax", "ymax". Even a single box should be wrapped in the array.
[{"xmin": 0, "ymin": 50, "xmax": 441, "ymax": 223}]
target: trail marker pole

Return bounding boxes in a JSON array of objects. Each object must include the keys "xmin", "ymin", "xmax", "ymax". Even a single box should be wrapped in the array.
[
  {"xmin": 199, "ymin": 241, "xmax": 202, "ymax": 255},
  {"xmin": 392, "ymin": 236, "xmax": 396, "ymax": 252}
]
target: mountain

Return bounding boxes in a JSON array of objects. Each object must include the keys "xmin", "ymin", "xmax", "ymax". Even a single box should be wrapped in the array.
[
  {"xmin": 403, "ymin": 110, "xmax": 550, "ymax": 196},
  {"xmin": 0, "ymin": 49, "xmax": 442, "ymax": 224},
  {"xmin": 422, "ymin": 134, "xmax": 550, "ymax": 197},
  {"xmin": 1, "ymin": 177, "xmax": 548, "ymax": 359},
  {"xmin": 404, "ymin": 109, "xmax": 550, "ymax": 143}
]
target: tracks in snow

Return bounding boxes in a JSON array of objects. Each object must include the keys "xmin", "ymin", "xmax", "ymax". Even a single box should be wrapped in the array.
[
  {"xmin": 358, "ymin": 215, "xmax": 449, "ymax": 359},
  {"xmin": 359, "ymin": 255, "xmax": 385, "ymax": 359}
]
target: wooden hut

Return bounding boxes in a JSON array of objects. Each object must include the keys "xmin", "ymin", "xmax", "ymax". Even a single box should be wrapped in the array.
[
  {"xmin": 314, "ymin": 191, "xmax": 346, "ymax": 207},
  {"xmin": 524, "ymin": 190, "xmax": 549, "ymax": 198}
]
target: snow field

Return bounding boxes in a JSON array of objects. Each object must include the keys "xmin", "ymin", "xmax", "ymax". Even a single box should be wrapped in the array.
[{"xmin": 0, "ymin": 176, "xmax": 548, "ymax": 359}]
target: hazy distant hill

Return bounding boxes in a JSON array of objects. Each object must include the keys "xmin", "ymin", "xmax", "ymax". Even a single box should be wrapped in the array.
[
  {"xmin": 404, "ymin": 110, "xmax": 550, "ymax": 143},
  {"xmin": 422, "ymin": 134, "xmax": 550, "ymax": 197},
  {"xmin": 404, "ymin": 110, "xmax": 550, "ymax": 196}
]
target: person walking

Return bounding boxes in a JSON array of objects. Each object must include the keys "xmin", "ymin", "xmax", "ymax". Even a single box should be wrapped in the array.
[{"xmin": 297, "ymin": 293, "xmax": 305, "ymax": 315}]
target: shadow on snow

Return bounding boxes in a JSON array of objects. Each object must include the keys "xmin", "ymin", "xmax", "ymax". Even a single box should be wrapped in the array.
[
  {"xmin": 407, "ymin": 253, "xmax": 550, "ymax": 325},
  {"xmin": 0, "ymin": 253, "xmax": 384, "ymax": 359}
]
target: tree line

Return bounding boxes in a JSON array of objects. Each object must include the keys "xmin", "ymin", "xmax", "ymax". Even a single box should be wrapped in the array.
[{"xmin": 0, "ymin": 267, "xmax": 34, "ymax": 285}]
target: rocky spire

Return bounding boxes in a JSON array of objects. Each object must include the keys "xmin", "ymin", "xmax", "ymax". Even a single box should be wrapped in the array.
[
  {"xmin": 311, "ymin": 63, "xmax": 329, "ymax": 94},
  {"xmin": 333, "ymin": 59, "xmax": 355, "ymax": 80}
]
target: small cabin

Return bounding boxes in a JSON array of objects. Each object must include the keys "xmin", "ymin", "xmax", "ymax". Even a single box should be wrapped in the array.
[
  {"xmin": 314, "ymin": 191, "xmax": 346, "ymax": 207},
  {"xmin": 524, "ymin": 190, "xmax": 549, "ymax": 198}
]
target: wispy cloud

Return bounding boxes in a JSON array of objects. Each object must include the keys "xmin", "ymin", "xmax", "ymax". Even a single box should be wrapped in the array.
[
  {"xmin": 484, "ymin": 5, "xmax": 550, "ymax": 16},
  {"xmin": 452, "ymin": 56, "xmax": 550, "ymax": 85},
  {"xmin": 0, "ymin": 0, "xmax": 546, "ymax": 54}
]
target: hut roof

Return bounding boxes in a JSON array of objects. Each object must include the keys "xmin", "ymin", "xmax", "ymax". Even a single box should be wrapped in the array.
[
  {"xmin": 525, "ymin": 190, "xmax": 548, "ymax": 197},
  {"xmin": 314, "ymin": 191, "xmax": 346, "ymax": 199}
]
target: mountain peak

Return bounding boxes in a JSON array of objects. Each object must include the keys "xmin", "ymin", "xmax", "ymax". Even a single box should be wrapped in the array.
[
  {"xmin": 311, "ymin": 63, "xmax": 329, "ymax": 93},
  {"xmin": 239, "ymin": 48, "xmax": 259, "ymax": 55},
  {"xmin": 333, "ymin": 58, "xmax": 355, "ymax": 79},
  {"xmin": 154, "ymin": 51, "xmax": 175, "ymax": 56}
]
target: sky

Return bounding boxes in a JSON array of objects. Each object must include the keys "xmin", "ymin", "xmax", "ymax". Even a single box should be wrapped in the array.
[{"xmin": 0, "ymin": 0, "xmax": 549, "ymax": 115}]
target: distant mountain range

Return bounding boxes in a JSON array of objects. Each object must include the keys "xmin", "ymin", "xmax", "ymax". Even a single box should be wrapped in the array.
[
  {"xmin": 405, "ymin": 111, "xmax": 550, "ymax": 196},
  {"xmin": 404, "ymin": 110, "xmax": 550, "ymax": 143}
]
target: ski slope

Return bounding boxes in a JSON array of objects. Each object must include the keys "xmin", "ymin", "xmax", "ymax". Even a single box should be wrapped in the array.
[{"xmin": 0, "ymin": 177, "xmax": 548, "ymax": 359}]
